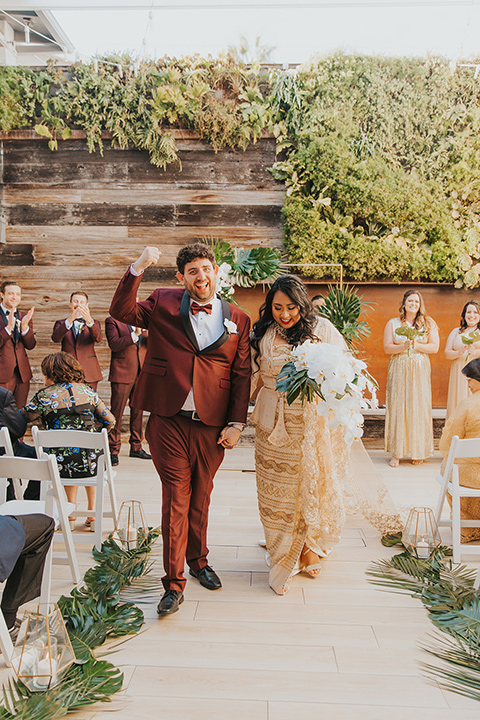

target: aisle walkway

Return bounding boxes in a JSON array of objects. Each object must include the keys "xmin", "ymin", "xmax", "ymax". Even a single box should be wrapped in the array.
[{"xmin": 2, "ymin": 447, "xmax": 480, "ymax": 719}]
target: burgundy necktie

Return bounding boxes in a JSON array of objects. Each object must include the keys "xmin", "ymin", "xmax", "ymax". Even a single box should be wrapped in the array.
[{"xmin": 191, "ymin": 302, "xmax": 212, "ymax": 315}]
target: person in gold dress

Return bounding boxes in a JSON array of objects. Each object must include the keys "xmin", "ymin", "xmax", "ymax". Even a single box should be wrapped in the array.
[
  {"xmin": 445, "ymin": 301, "xmax": 480, "ymax": 420},
  {"xmin": 250, "ymin": 275, "xmax": 348, "ymax": 595},
  {"xmin": 383, "ymin": 290, "xmax": 439, "ymax": 467},
  {"xmin": 439, "ymin": 357, "xmax": 480, "ymax": 543}
]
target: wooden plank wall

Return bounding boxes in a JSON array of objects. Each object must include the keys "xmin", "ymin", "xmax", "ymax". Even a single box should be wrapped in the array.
[{"xmin": 0, "ymin": 132, "xmax": 284, "ymax": 400}]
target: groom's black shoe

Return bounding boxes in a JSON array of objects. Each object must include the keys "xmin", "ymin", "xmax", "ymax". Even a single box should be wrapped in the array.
[
  {"xmin": 157, "ymin": 590, "xmax": 184, "ymax": 616},
  {"xmin": 189, "ymin": 565, "xmax": 222, "ymax": 590}
]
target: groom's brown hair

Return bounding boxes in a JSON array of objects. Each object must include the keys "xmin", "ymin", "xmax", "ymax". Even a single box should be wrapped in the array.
[{"xmin": 176, "ymin": 243, "xmax": 216, "ymax": 274}]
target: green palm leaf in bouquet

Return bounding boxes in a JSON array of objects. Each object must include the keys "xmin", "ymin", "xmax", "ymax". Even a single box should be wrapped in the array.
[{"xmin": 276, "ymin": 361, "xmax": 324, "ymax": 405}]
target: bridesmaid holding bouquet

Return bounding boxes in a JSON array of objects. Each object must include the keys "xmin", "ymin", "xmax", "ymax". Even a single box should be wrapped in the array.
[
  {"xmin": 445, "ymin": 301, "xmax": 480, "ymax": 420},
  {"xmin": 383, "ymin": 290, "xmax": 439, "ymax": 467}
]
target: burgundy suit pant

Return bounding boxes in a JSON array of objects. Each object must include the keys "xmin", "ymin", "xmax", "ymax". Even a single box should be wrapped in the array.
[
  {"xmin": 109, "ymin": 381, "xmax": 144, "ymax": 453},
  {"xmin": 146, "ymin": 413, "xmax": 224, "ymax": 592},
  {"xmin": 5, "ymin": 368, "xmax": 29, "ymax": 409}
]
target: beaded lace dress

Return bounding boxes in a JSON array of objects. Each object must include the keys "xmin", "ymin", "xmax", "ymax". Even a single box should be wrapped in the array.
[{"xmin": 251, "ymin": 318, "xmax": 403, "ymax": 595}]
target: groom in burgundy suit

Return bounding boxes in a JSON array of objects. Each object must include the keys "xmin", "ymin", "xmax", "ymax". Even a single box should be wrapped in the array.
[{"xmin": 110, "ymin": 243, "xmax": 251, "ymax": 615}]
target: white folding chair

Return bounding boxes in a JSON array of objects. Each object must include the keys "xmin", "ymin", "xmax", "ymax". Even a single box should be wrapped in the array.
[
  {"xmin": 0, "ymin": 455, "xmax": 81, "ymax": 593},
  {"xmin": 0, "ymin": 427, "xmax": 22, "ymax": 499},
  {"xmin": 435, "ymin": 435, "xmax": 480, "ymax": 563},
  {"xmin": 0, "ymin": 603, "xmax": 14, "ymax": 667},
  {"xmin": 32, "ymin": 427, "xmax": 118, "ymax": 551}
]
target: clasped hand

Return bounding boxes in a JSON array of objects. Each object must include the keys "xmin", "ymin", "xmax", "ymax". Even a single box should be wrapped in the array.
[{"xmin": 217, "ymin": 426, "xmax": 241, "ymax": 450}]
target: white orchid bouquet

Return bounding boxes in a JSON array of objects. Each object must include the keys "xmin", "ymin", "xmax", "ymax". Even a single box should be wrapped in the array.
[
  {"xmin": 276, "ymin": 340, "xmax": 378, "ymax": 445},
  {"xmin": 216, "ymin": 262, "xmax": 235, "ymax": 299}
]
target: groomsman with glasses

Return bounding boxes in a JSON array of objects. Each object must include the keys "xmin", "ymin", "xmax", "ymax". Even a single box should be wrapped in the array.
[
  {"xmin": 0, "ymin": 280, "xmax": 35, "ymax": 408},
  {"xmin": 52, "ymin": 291, "xmax": 103, "ymax": 391}
]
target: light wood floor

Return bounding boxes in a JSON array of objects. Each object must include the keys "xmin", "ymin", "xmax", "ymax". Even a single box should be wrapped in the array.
[{"xmin": 2, "ymin": 445, "xmax": 480, "ymax": 719}]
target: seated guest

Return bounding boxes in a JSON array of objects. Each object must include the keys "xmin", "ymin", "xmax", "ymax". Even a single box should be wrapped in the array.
[
  {"xmin": 439, "ymin": 357, "xmax": 480, "ymax": 543},
  {"xmin": 0, "ymin": 385, "xmax": 38, "ymax": 500},
  {"xmin": 0, "ymin": 514, "xmax": 55, "ymax": 639},
  {"xmin": 22, "ymin": 352, "xmax": 115, "ymax": 532}
]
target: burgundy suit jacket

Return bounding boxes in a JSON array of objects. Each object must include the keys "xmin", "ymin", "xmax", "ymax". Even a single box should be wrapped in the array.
[
  {"xmin": 109, "ymin": 269, "xmax": 251, "ymax": 427},
  {"xmin": 105, "ymin": 316, "xmax": 147, "ymax": 384},
  {"xmin": 51, "ymin": 319, "xmax": 103, "ymax": 383},
  {"xmin": 0, "ymin": 308, "xmax": 35, "ymax": 384}
]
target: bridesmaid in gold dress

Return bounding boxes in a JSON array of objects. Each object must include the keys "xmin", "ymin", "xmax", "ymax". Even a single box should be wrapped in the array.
[
  {"xmin": 383, "ymin": 290, "xmax": 439, "ymax": 467},
  {"xmin": 439, "ymin": 357, "xmax": 480, "ymax": 542},
  {"xmin": 445, "ymin": 301, "xmax": 480, "ymax": 420},
  {"xmin": 250, "ymin": 275, "xmax": 348, "ymax": 595}
]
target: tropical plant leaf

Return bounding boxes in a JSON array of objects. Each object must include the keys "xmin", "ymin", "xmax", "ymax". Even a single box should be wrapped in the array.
[
  {"xmin": 54, "ymin": 658, "xmax": 123, "ymax": 711},
  {"xmin": 380, "ymin": 531, "xmax": 403, "ymax": 547},
  {"xmin": 421, "ymin": 632, "xmax": 480, "ymax": 703},
  {"xmin": 317, "ymin": 285, "xmax": 373, "ymax": 348}
]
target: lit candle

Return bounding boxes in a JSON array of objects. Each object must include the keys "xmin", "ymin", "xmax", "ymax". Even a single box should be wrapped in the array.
[
  {"xmin": 416, "ymin": 536, "xmax": 429, "ymax": 559},
  {"xmin": 35, "ymin": 656, "xmax": 57, "ymax": 688},
  {"xmin": 126, "ymin": 525, "xmax": 137, "ymax": 543}
]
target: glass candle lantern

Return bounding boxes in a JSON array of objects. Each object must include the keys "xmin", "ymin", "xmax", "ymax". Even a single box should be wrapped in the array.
[
  {"xmin": 113, "ymin": 500, "xmax": 149, "ymax": 550},
  {"xmin": 11, "ymin": 603, "xmax": 75, "ymax": 692},
  {"xmin": 402, "ymin": 507, "xmax": 442, "ymax": 559}
]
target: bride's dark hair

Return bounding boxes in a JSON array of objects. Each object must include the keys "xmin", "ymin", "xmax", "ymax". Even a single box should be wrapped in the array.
[{"xmin": 251, "ymin": 275, "xmax": 318, "ymax": 368}]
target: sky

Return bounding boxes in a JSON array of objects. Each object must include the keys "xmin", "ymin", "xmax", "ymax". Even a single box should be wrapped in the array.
[{"xmin": 48, "ymin": 2, "xmax": 480, "ymax": 65}]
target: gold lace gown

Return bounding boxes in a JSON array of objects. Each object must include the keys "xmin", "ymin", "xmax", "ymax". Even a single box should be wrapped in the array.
[
  {"xmin": 445, "ymin": 328, "xmax": 480, "ymax": 420},
  {"xmin": 439, "ymin": 388, "xmax": 480, "ymax": 542},
  {"xmin": 384, "ymin": 317, "xmax": 433, "ymax": 461},
  {"xmin": 251, "ymin": 320, "xmax": 347, "ymax": 595}
]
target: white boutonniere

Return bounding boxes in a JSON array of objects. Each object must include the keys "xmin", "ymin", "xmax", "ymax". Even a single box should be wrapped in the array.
[{"xmin": 224, "ymin": 319, "xmax": 238, "ymax": 335}]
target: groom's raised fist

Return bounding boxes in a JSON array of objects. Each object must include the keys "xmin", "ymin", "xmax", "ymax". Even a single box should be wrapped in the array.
[{"xmin": 132, "ymin": 246, "xmax": 162, "ymax": 274}]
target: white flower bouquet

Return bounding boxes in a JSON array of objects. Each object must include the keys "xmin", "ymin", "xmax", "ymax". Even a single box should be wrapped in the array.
[
  {"xmin": 216, "ymin": 262, "xmax": 235, "ymax": 299},
  {"xmin": 276, "ymin": 340, "xmax": 378, "ymax": 445}
]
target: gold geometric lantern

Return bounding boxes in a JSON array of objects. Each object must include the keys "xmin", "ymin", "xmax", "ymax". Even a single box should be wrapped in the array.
[
  {"xmin": 113, "ymin": 500, "xmax": 149, "ymax": 550},
  {"xmin": 11, "ymin": 603, "xmax": 75, "ymax": 692},
  {"xmin": 402, "ymin": 507, "xmax": 442, "ymax": 559}
]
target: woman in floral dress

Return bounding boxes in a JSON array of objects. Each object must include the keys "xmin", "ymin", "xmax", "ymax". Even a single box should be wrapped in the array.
[{"xmin": 22, "ymin": 352, "xmax": 115, "ymax": 530}]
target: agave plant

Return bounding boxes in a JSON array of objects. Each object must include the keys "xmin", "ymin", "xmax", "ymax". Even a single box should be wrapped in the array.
[{"xmin": 316, "ymin": 285, "xmax": 372, "ymax": 349}]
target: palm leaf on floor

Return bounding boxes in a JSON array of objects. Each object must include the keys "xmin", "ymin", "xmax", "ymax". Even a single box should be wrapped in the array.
[
  {"xmin": 0, "ymin": 658, "xmax": 123, "ymax": 720},
  {"xmin": 0, "ymin": 530, "xmax": 162, "ymax": 720},
  {"xmin": 367, "ymin": 547, "xmax": 480, "ymax": 703},
  {"xmin": 421, "ymin": 632, "xmax": 480, "ymax": 703}
]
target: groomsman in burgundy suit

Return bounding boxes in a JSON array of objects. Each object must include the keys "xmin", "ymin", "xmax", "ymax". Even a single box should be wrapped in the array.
[
  {"xmin": 110, "ymin": 243, "xmax": 251, "ymax": 615},
  {"xmin": 0, "ymin": 281, "xmax": 36, "ymax": 408},
  {"xmin": 105, "ymin": 312, "xmax": 151, "ymax": 466},
  {"xmin": 52, "ymin": 291, "xmax": 103, "ymax": 390}
]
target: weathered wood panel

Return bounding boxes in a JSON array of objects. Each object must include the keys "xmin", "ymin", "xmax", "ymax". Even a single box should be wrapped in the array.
[
  {"xmin": 7, "ymin": 203, "xmax": 281, "ymax": 227},
  {"xmin": 3, "ymin": 139, "xmax": 280, "ymax": 189},
  {"xmin": 0, "ymin": 134, "xmax": 284, "ymax": 403}
]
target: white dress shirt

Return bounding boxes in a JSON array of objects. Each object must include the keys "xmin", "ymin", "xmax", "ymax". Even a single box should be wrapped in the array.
[{"xmin": 182, "ymin": 296, "xmax": 223, "ymax": 411}]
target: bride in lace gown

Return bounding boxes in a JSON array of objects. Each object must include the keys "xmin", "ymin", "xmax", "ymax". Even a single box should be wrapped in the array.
[{"xmin": 250, "ymin": 276, "xmax": 348, "ymax": 595}]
